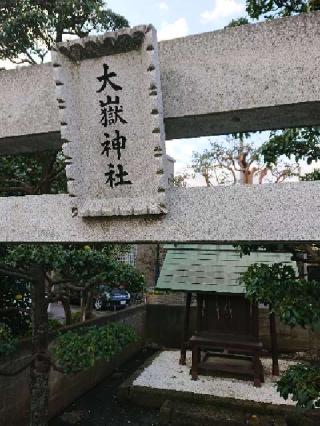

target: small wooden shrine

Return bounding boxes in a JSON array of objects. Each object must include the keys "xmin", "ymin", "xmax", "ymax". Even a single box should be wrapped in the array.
[{"xmin": 156, "ymin": 245, "xmax": 296, "ymax": 387}]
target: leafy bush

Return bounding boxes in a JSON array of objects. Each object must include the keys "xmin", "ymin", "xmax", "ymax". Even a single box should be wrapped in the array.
[
  {"xmin": 240, "ymin": 263, "xmax": 320, "ymax": 328},
  {"xmin": 300, "ymin": 169, "xmax": 320, "ymax": 181},
  {"xmin": 48, "ymin": 319, "xmax": 63, "ymax": 331},
  {"xmin": 0, "ymin": 323, "xmax": 17, "ymax": 356},
  {"xmin": 0, "ymin": 275, "xmax": 31, "ymax": 336},
  {"xmin": 101, "ymin": 262, "xmax": 145, "ymax": 293},
  {"xmin": 277, "ymin": 364, "xmax": 320, "ymax": 409},
  {"xmin": 53, "ymin": 322, "xmax": 137, "ymax": 374},
  {"xmin": 70, "ymin": 311, "xmax": 82, "ymax": 324}
]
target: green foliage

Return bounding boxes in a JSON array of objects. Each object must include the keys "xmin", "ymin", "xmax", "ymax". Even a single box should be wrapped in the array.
[
  {"xmin": 0, "ymin": 322, "xmax": 17, "ymax": 356},
  {"xmin": 172, "ymin": 171, "xmax": 191, "ymax": 188},
  {"xmin": 245, "ymin": 0, "xmax": 317, "ymax": 20},
  {"xmin": 225, "ymin": 17, "xmax": 250, "ymax": 28},
  {"xmin": 70, "ymin": 311, "xmax": 82, "ymax": 324},
  {"xmin": 53, "ymin": 322, "xmax": 137, "ymax": 374},
  {"xmin": 3, "ymin": 244, "xmax": 67, "ymax": 271},
  {"xmin": 23, "ymin": 318, "xmax": 63, "ymax": 336},
  {"xmin": 0, "ymin": 0, "xmax": 129, "ymax": 64},
  {"xmin": 260, "ymin": 128, "xmax": 320, "ymax": 166},
  {"xmin": 2, "ymin": 243, "xmax": 124, "ymax": 273},
  {"xmin": 277, "ymin": 364, "xmax": 320, "ymax": 409},
  {"xmin": 0, "ymin": 275, "xmax": 31, "ymax": 336},
  {"xmin": 300, "ymin": 169, "xmax": 320, "ymax": 181},
  {"xmin": 48, "ymin": 318, "xmax": 63, "ymax": 332},
  {"xmin": 107, "ymin": 262, "xmax": 145, "ymax": 293},
  {"xmin": 0, "ymin": 151, "xmax": 67, "ymax": 196},
  {"xmin": 240, "ymin": 262, "xmax": 320, "ymax": 328},
  {"xmin": 240, "ymin": 262, "xmax": 295, "ymax": 307},
  {"xmin": 280, "ymin": 278, "xmax": 320, "ymax": 328}
]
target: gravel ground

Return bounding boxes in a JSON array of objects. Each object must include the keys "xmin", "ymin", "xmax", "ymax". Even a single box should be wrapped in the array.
[{"xmin": 133, "ymin": 350, "xmax": 297, "ymax": 406}]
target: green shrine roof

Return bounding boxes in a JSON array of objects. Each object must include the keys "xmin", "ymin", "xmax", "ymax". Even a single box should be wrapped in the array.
[{"xmin": 156, "ymin": 245, "xmax": 296, "ymax": 294}]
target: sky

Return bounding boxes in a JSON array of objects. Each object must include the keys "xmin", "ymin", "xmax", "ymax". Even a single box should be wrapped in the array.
[
  {"xmin": 107, "ymin": 0, "xmax": 246, "ymax": 40},
  {"xmin": 106, "ymin": 0, "xmax": 248, "ymax": 177}
]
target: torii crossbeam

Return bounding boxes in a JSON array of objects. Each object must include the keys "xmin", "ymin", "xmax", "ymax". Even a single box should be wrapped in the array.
[{"xmin": 0, "ymin": 12, "xmax": 320, "ymax": 243}]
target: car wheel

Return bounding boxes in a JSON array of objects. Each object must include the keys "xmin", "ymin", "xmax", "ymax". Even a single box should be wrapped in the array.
[{"xmin": 94, "ymin": 298, "xmax": 104, "ymax": 311}]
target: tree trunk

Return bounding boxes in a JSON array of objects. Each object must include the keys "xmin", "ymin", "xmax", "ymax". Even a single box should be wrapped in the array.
[
  {"xmin": 61, "ymin": 297, "xmax": 72, "ymax": 325},
  {"xmin": 85, "ymin": 290, "xmax": 93, "ymax": 320},
  {"xmin": 80, "ymin": 289, "xmax": 87, "ymax": 322},
  {"xmin": 269, "ymin": 311, "xmax": 279, "ymax": 376},
  {"xmin": 30, "ymin": 267, "xmax": 50, "ymax": 426}
]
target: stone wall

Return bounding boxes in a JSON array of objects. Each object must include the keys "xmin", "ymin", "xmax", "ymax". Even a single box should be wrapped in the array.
[{"xmin": 0, "ymin": 305, "xmax": 146, "ymax": 426}]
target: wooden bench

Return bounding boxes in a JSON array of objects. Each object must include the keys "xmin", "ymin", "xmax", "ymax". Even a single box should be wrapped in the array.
[{"xmin": 190, "ymin": 331, "xmax": 264, "ymax": 387}]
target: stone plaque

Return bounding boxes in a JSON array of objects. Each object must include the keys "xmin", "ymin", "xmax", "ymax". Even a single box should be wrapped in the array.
[{"xmin": 52, "ymin": 25, "xmax": 168, "ymax": 217}]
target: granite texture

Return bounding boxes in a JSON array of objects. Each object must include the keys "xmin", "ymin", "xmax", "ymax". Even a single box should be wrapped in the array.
[
  {"xmin": 1, "ymin": 12, "xmax": 320, "ymax": 153},
  {"xmin": 160, "ymin": 11, "xmax": 320, "ymax": 138},
  {"xmin": 0, "ymin": 64, "xmax": 60, "ymax": 154},
  {"xmin": 1, "ymin": 182, "xmax": 320, "ymax": 242},
  {"xmin": 52, "ymin": 25, "xmax": 168, "ymax": 217}
]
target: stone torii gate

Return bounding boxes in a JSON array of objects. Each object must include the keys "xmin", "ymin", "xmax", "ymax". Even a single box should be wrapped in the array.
[{"xmin": 1, "ymin": 12, "xmax": 320, "ymax": 243}]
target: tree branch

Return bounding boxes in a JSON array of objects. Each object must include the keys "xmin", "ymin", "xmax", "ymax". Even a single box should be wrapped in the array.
[{"xmin": 0, "ymin": 266, "xmax": 32, "ymax": 281}]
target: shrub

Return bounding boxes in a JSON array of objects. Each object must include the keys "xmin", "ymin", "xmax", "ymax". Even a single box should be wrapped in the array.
[
  {"xmin": 70, "ymin": 311, "xmax": 82, "ymax": 324},
  {"xmin": 53, "ymin": 322, "xmax": 137, "ymax": 374},
  {"xmin": 48, "ymin": 318, "xmax": 63, "ymax": 331},
  {"xmin": 0, "ymin": 322, "xmax": 17, "ymax": 356},
  {"xmin": 277, "ymin": 364, "xmax": 320, "ymax": 409},
  {"xmin": 240, "ymin": 263, "xmax": 320, "ymax": 328},
  {"xmin": 0, "ymin": 275, "xmax": 31, "ymax": 336},
  {"xmin": 108, "ymin": 263, "xmax": 145, "ymax": 293}
]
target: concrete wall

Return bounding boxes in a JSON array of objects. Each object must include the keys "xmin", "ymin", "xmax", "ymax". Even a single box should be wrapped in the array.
[
  {"xmin": 0, "ymin": 305, "xmax": 146, "ymax": 426},
  {"xmin": 146, "ymin": 303, "xmax": 320, "ymax": 353}
]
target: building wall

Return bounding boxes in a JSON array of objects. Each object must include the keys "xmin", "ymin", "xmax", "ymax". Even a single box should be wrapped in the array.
[
  {"xmin": 135, "ymin": 244, "xmax": 158, "ymax": 288},
  {"xmin": 135, "ymin": 244, "xmax": 168, "ymax": 289}
]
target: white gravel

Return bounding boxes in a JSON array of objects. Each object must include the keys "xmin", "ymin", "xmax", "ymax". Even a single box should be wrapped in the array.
[{"xmin": 133, "ymin": 350, "xmax": 297, "ymax": 406}]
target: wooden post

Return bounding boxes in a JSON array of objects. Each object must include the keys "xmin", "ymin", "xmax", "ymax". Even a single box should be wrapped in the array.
[
  {"xmin": 253, "ymin": 351, "xmax": 262, "ymax": 387},
  {"xmin": 252, "ymin": 300, "xmax": 259, "ymax": 339},
  {"xmin": 179, "ymin": 292, "xmax": 192, "ymax": 365},
  {"xmin": 191, "ymin": 343, "xmax": 199, "ymax": 380},
  {"xmin": 196, "ymin": 293, "xmax": 203, "ymax": 332},
  {"xmin": 269, "ymin": 311, "xmax": 280, "ymax": 376}
]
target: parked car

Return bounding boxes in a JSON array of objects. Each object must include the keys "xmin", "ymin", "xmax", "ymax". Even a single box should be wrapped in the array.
[{"xmin": 93, "ymin": 285, "xmax": 131, "ymax": 311}]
